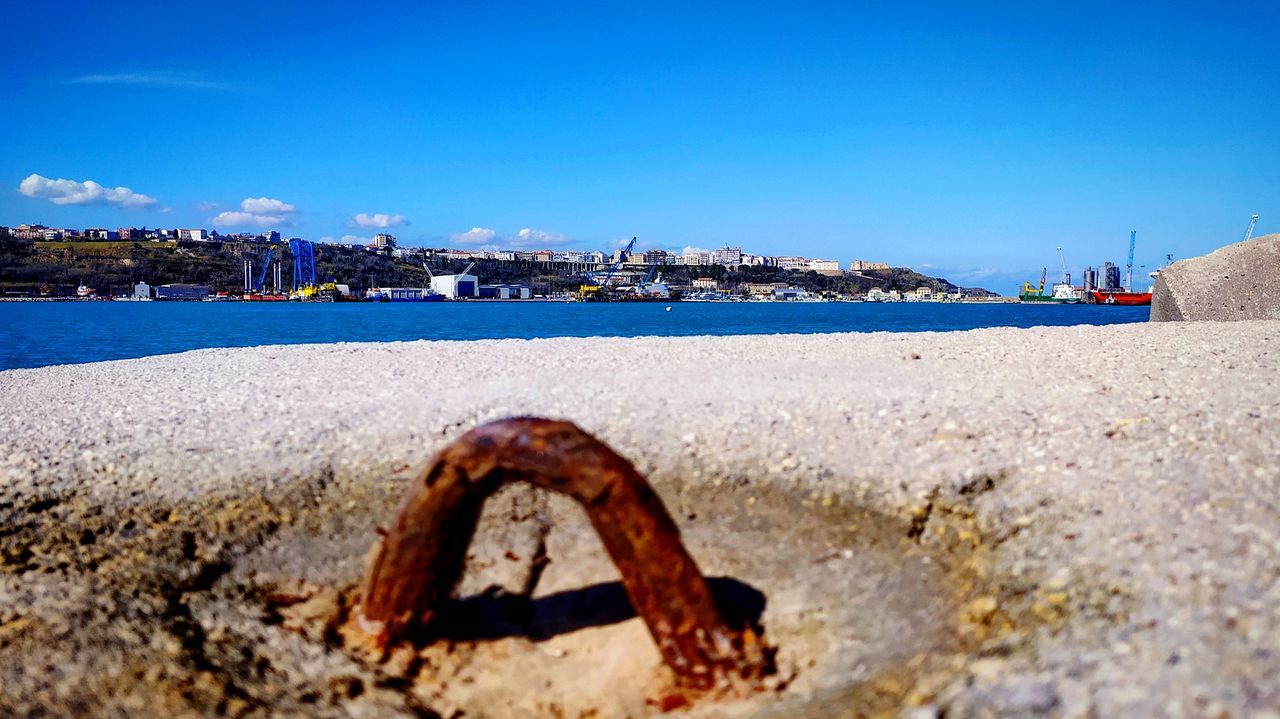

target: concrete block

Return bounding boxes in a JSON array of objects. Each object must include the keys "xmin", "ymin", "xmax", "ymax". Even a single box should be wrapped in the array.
[{"xmin": 1151, "ymin": 233, "xmax": 1280, "ymax": 321}]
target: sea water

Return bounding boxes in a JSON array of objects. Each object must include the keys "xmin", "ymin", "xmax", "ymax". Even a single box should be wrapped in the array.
[{"xmin": 0, "ymin": 301, "xmax": 1149, "ymax": 371}]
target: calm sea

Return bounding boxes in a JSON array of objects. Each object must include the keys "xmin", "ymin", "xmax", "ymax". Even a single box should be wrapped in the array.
[{"xmin": 0, "ymin": 301, "xmax": 1149, "ymax": 371}]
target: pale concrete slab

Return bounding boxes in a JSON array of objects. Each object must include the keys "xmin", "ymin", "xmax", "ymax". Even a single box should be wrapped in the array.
[
  {"xmin": 1152, "ymin": 233, "xmax": 1280, "ymax": 321},
  {"xmin": 1, "ymin": 321, "xmax": 1278, "ymax": 717}
]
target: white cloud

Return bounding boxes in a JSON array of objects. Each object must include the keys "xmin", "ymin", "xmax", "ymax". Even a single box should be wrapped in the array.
[
  {"xmin": 446, "ymin": 226, "xmax": 572, "ymax": 249},
  {"xmin": 681, "ymin": 245, "xmax": 711, "ymax": 255},
  {"xmin": 194, "ymin": 200, "xmax": 221, "ymax": 212},
  {"xmin": 210, "ymin": 196, "xmax": 297, "ymax": 228},
  {"xmin": 240, "ymin": 197, "xmax": 295, "ymax": 214},
  {"xmin": 351, "ymin": 212, "xmax": 409, "ymax": 229},
  {"xmin": 18, "ymin": 173, "xmax": 158, "ymax": 208},
  {"xmin": 319, "ymin": 234, "xmax": 373, "ymax": 245},
  {"xmin": 513, "ymin": 227, "xmax": 571, "ymax": 248},
  {"xmin": 69, "ymin": 72, "xmax": 226, "ymax": 90},
  {"xmin": 450, "ymin": 227, "xmax": 498, "ymax": 245},
  {"xmin": 210, "ymin": 211, "xmax": 290, "ymax": 228}
]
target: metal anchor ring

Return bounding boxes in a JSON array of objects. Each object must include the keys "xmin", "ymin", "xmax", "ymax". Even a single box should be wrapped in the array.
[{"xmin": 357, "ymin": 417, "xmax": 772, "ymax": 690}]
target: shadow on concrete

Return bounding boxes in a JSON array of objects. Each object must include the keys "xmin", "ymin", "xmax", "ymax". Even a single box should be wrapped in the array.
[{"xmin": 432, "ymin": 576, "xmax": 767, "ymax": 642}]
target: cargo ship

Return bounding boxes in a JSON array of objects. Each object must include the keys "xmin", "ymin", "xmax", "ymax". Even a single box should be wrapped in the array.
[
  {"xmin": 1086, "ymin": 232, "xmax": 1153, "ymax": 305},
  {"xmin": 1089, "ymin": 290, "xmax": 1151, "ymax": 306},
  {"xmin": 1019, "ymin": 269, "xmax": 1082, "ymax": 304}
]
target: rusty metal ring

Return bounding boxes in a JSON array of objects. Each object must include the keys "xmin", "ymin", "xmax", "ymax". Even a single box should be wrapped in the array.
[{"xmin": 357, "ymin": 417, "xmax": 772, "ymax": 690}]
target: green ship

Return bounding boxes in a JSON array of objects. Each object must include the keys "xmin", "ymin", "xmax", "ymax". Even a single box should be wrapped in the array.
[{"xmin": 1019, "ymin": 268, "xmax": 1082, "ymax": 304}]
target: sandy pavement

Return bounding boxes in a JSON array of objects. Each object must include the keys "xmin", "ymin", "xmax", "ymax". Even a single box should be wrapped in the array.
[{"xmin": 1, "ymin": 320, "xmax": 1278, "ymax": 718}]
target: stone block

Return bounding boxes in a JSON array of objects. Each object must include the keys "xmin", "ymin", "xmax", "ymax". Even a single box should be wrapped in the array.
[{"xmin": 1151, "ymin": 233, "xmax": 1280, "ymax": 321}]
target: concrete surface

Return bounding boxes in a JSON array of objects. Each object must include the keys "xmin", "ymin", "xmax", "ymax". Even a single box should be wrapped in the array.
[
  {"xmin": 1, "ymin": 321, "xmax": 1278, "ymax": 718},
  {"xmin": 1152, "ymin": 233, "xmax": 1280, "ymax": 321}
]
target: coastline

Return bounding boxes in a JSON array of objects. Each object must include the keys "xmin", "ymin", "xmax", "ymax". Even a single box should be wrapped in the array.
[{"xmin": 2, "ymin": 321, "xmax": 1278, "ymax": 717}]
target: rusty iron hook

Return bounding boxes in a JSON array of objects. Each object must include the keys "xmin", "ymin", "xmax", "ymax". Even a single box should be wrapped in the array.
[{"xmin": 357, "ymin": 417, "xmax": 772, "ymax": 690}]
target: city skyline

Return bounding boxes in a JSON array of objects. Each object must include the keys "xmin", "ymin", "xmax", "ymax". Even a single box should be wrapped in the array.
[{"xmin": 3, "ymin": 2, "xmax": 1277, "ymax": 292}]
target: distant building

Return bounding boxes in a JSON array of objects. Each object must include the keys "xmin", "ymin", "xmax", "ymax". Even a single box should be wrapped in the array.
[
  {"xmin": 479, "ymin": 284, "xmax": 532, "ymax": 299},
  {"xmin": 692, "ymin": 277, "xmax": 718, "ymax": 289},
  {"xmin": 746, "ymin": 282, "xmax": 788, "ymax": 295},
  {"xmin": 584, "ymin": 250, "xmax": 607, "ymax": 264},
  {"xmin": 776, "ymin": 256, "xmax": 808, "ymax": 270},
  {"xmin": 177, "ymin": 228, "xmax": 209, "ymax": 242},
  {"xmin": 13, "ymin": 224, "xmax": 50, "ymax": 240},
  {"xmin": 866, "ymin": 287, "xmax": 901, "ymax": 302},
  {"xmin": 533, "ymin": 250, "xmax": 554, "ymax": 262},
  {"xmin": 808, "ymin": 259, "xmax": 841, "ymax": 271},
  {"xmin": 680, "ymin": 249, "xmax": 710, "ymax": 265},
  {"xmin": 1100, "ymin": 262, "xmax": 1122, "ymax": 290},
  {"xmin": 772, "ymin": 287, "xmax": 812, "ymax": 301},
  {"xmin": 741, "ymin": 254, "xmax": 777, "ymax": 267},
  {"xmin": 118, "ymin": 227, "xmax": 145, "ymax": 241},
  {"xmin": 373, "ymin": 233, "xmax": 396, "ymax": 249},
  {"xmin": 711, "ymin": 245, "xmax": 742, "ymax": 266},
  {"xmin": 849, "ymin": 259, "xmax": 890, "ymax": 271},
  {"xmin": 85, "ymin": 228, "xmax": 120, "ymax": 240},
  {"xmin": 133, "ymin": 282, "xmax": 152, "ymax": 299},
  {"xmin": 155, "ymin": 283, "xmax": 210, "ymax": 300},
  {"xmin": 260, "ymin": 230, "xmax": 281, "ymax": 243},
  {"xmin": 643, "ymin": 249, "xmax": 669, "ymax": 265},
  {"xmin": 430, "ymin": 271, "xmax": 479, "ymax": 299}
]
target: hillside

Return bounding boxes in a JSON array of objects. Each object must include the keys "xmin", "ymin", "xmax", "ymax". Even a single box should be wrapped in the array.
[{"xmin": 0, "ymin": 236, "xmax": 995, "ymax": 297}]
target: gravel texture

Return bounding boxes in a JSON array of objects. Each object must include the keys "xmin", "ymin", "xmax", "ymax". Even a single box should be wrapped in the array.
[{"xmin": 1, "ymin": 320, "xmax": 1278, "ymax": 718}]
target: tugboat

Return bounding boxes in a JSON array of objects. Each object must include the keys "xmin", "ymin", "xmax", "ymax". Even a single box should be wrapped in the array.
[{"xmin": 76, "ymin": 284, "xmax": 96, "ymax": 299}]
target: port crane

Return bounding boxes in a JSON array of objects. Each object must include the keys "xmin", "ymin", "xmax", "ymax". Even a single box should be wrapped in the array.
[
  {"xmin": 289, "ymin": 238, "xmax": 317, "ymax": 296},
  {"xmin": 1125, "ymin": 230, "xmax": 1136, "ymax": 292},
  {"xmin": 252, "ymin": 248, "xmax": 275, "ymax": 292},
  {"xmin": 1056, "ymin": 247, "xmax": 1070, "ymax": 285},
  {"xmin": 1242, "ymin": 213, "xmax": 1259, "ymax": 242},
  {"xmin": 1023, "ymin": 267, "xmax": 1047, "ymax": 297},
  {"xmin": 579, "ymin": 237, "xmax": 637, "ymax": 299}
]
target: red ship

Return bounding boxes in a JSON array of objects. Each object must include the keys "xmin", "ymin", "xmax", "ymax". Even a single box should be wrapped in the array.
[{"xmin": 1089, "ymin": 290, "xmax": 1151, "ymax": 306}]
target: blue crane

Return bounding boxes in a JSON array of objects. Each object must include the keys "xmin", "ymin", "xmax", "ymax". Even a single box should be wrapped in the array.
[
  {"xmin": 583, "ymin": 237, "xmax": 637, "ymax": 287},
  {"xmin": 1125, "ymin": 230, "xmax": 1136, "ymax": 292},
  {"xmin": 587, "ymin": 236, "xmax": 637, "ymax": 288},
  {"xmin": 253, "ymin": 248, "xmax": 275, "ymax": 291},
  {"xmin": 290, "ymin": 238, "xmax": 316, "ymax": 290}
]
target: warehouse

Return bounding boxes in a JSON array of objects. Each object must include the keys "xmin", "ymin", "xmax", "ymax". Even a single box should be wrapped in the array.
[
  {"xmin": 155, "ymin": 284, "xmax": 210, "ymax": 300},
  {"xmin": 430, "ymin": 271, "xmax": 479, "ymax": 299},
  {"xmin": 478, "ymin": 284, "xmax": 531, "ymax": 299}
]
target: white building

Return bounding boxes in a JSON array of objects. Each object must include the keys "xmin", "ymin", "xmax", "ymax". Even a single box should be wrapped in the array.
[
  {"xmin": 711, "ymin": 245, "xmax": 742, "ymax": 266},
  {"xmin": 680, "ymin": 250, "xmax": 710, "ymax": 265},
  {"xmin": 808, "ymin": 259, "xmax": 841, "ymax": 271},
  {"xmin": 373, "ymin": 233, "xmax": 396, "ymax": 249},
  {"xmin": 430, "ymin": 271, "xmax": 479, "ymax": 299},
  {"xmin": 133, "ymin": 282, "xmax": 151, "ymax": 299},
  {"xmin": 177, "ymin": 228, "xmax": 209, "ymax": 241}
]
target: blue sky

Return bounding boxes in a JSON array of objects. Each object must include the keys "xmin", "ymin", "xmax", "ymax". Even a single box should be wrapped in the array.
[{"xmin": 3, "ymin": 1, "xmax": 1277, "ymax": 292}]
